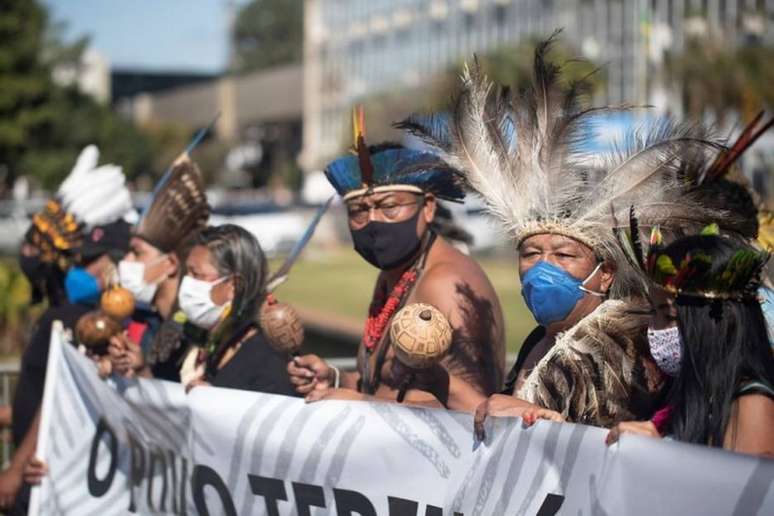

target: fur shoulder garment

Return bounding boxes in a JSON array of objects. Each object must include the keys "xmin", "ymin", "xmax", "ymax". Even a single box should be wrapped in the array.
[{"xmin": 517, "ymin": 298, "xmax": 665, "ymax": 427}]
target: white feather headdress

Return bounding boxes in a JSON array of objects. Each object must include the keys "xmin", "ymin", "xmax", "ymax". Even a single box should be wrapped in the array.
[
  {"xmin": 57, "ymin": 145, "xmax": 137, "ymax": 229},
  {"xmin": 398, "ymin": 36, "xmax": 743, "ymax": 296}
]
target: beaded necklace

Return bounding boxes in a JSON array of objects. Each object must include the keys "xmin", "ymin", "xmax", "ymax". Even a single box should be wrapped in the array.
[
  {"xmin": 360, "ymin": 232, "xmax": 436, "ymax": 394},
  {"xmin": 362, "ymin": 268, "xmax": 418, "ymax": 352}
]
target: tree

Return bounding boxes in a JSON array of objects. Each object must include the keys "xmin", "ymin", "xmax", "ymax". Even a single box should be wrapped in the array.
[
  {"xmin": 0, "ymin": 0, "xmax": 51, "ymax": 190},
  {"xmin": 0, "ymin": 0, "xmax": 153, "ymax": 192},
  {"xmin": 665, "ymin": 35, "xmax": 774, "ymax": 125},
  {"xmin": 231, "ymin": 0, "xmax": 303, "ymax": 73}
]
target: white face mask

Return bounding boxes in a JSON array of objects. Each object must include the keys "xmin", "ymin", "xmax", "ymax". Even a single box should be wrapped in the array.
[
  {"xmin": 647, "ymin": 326, "xmax": 683, "ymax": 377},
  {"xmin": 118, "ymin": 259, "xmax": 165, "ymax": 305},
  {"xmin": 178, "ymin": 275, "xmax": 230, "ymax": 329}
]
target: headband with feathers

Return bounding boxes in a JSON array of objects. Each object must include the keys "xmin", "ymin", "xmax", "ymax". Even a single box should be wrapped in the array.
[
  {"xmin": 57, "ymin": 145, "xmax": 138, "ymax": 229},
  {"xmin": 27, "ymin": 145, "xmax": 136, "ymax": 269},
  {"xmin": 617, "ymin": 220, "xmax": 769, "ymax": 301},
  {"xmin": 135, "ymin": 155, "xmax": 210, "ymax": 254},
  {"xmin": 135, "ymin": 119, "xmax": 217, "ymax": 254},
  {"xmin": 683, "ymin": 111, "xmax": 774, "ymax": 242},
  {"xmin": 325, "ymin": 107, "xmax": 466, "ymax": 202},
  {"xmin": 397, "ymin": 34, "xmax": 749, "ymax": 297}
]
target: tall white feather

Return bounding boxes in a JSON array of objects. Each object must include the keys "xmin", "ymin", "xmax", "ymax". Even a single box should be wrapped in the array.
[
  {"xmin": 399, "ymin": 36, "xmax": 738, "ymax": 297},
  {"xmin": 57, "ymin": 145, "xmax": 99, "ymax": 203},
  {"xmin": 56, "ymin": 147, "xmax": 135, "ymax": 229}
]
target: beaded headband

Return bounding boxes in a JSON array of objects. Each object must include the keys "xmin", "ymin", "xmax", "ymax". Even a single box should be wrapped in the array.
[{"xmin": 617, "ymin": 211, "xmax": 769, "ymax": 301}]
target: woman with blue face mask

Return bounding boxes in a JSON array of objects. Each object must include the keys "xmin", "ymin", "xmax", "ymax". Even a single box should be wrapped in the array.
[
  {"xmin": 512, "ymin": 234, "xmax": 614, "ymax": 377},
  {"xmin": 474, "ymin": 230, "xmax": 663, "ymax": 435},
  {"xmin": 606, "ymin": 231, "xmax": 774, "ymax": 456},
  {"xmin": 403, "ymin": 36, "xmax": 767, "ymax": 435},
  {"xmin": 407, "ymin": 37, "xmax": 729, "ymax": 434},
  {"xmin": 1, "ymin": 145, "xmax": 139, "ymax": 513}
]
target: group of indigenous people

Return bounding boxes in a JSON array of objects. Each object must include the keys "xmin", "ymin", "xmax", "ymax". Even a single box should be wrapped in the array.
[
  {"xmin": 0, "ymin": 34, "xmax": 772, "ymax": 512},
  {"xmin": 0, "ymin": 148, "xmax": 296, "ymax": 512},
  {"xmin": 289, "ymin": 36, "xmax": 773, "ymax": 453}
]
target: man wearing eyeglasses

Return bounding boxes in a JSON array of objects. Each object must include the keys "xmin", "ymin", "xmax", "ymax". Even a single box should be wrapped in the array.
[{"xmin": 288, "ymin": 140, "xmax": 505, "ymax": 410}]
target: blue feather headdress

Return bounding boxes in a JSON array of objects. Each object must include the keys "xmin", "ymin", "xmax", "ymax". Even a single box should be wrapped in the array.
[{"xmin": 324, "ymin": 107, "xmax": 465, "ymax": 202}]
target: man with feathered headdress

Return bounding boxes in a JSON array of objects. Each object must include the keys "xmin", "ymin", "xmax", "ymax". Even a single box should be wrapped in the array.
[
  {"xmin": 400, "ymin": 34, "xmax": 753, "ymax": 429},
  {"xmin": 0, "ymin": 146, "xmax": 136, "ymax": 513},
  {"xmin": 287, "ymin": 109, "xmax": 505, "ymax": 409}
]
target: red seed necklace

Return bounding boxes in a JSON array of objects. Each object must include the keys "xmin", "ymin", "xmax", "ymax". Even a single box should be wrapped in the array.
[{"xmin": 362, "ymin": 268, "xmax": 418, "ymax": 352}]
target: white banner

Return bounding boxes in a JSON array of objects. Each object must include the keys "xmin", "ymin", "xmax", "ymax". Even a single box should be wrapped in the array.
[{"xmin": 32, "ymin": 327, "xmax": 774, "ymax": 515}]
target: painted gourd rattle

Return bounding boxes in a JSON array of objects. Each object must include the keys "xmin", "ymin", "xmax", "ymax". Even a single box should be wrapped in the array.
[{"xmin": 389, "ymin": 303, "xmax": 452, "ymax": 402}]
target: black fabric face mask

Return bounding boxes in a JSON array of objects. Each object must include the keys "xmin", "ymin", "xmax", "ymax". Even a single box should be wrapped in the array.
[{"xmin": 351, "ymin": 211, "xmax": 423, "ymax": 270}]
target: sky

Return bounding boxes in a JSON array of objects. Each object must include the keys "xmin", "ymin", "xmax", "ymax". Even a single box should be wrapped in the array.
[{"xmin": 43, "ymin": 0, "xmax": 248, "ymax": 73}]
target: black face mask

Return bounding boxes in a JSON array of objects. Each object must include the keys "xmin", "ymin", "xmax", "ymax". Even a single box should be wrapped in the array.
[{"xmin": 351, "ymin": 211, "xmax": 423, "ymax": 270}]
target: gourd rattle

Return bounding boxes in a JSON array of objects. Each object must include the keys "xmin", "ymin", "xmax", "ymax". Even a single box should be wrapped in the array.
[{"xmin": 389, "ymin": 303, "xmax": 452, "ymax": 403}]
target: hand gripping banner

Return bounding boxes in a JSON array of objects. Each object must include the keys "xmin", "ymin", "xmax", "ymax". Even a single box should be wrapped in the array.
[{"xmin": 30, "ymin": 326, "xmax": 774, "ymax": 515}]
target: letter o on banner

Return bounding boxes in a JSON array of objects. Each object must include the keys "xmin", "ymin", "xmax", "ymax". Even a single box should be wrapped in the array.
[
  {"xmin": 87, "ymin": 418, "xmax": 118, "ymax": 497},
  {"xmin": 192, "ymin": 465, "xmax": 237, "ymax": 516}
]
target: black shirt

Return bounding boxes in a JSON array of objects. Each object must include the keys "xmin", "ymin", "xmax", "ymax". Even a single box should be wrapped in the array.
[
  {"xmin": 209, "ymin": 331, "xmax": 298, "ymax": 396},
  {"xmin": 12, "ymin": 302, "xmax": 92, "ymax": 446},
  {"xmin": 134, "ymin": 310, "xmax": 184, "ymax": 383},
  {"xmin": 147, "ymin": 318, "xmax": 187, "ymax": 383},
  {"xmin": 502, "ymin": 326, "xmax": 546, "ymax": 396}
]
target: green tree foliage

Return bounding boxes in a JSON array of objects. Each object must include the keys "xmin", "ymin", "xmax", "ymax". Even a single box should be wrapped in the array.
[
  {"xmin": 17, "ymin": 85, "xmax": 153, "ymax": 189},
  {"xmin": 0, "ymin": 0, "xmax": 153, "ymax": 191},
  {"xmin": 666, "ymin": 35, "xmax": 774, "ymax": 124},
  {"xmin": 0, "ymin": 259, "xmax": 41, "ymax": 355},
  {"xmin": 0, "ymin": 0, "xmax": 51, "ymax": 188},
  {"xmin": 231, "ymin": 0, "xmax": 303, "ymax": 73}
]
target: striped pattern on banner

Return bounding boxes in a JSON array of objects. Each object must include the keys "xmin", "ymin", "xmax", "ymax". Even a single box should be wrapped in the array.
[{"xmin": 33, "ymin": 327, "xmax": 774, "ymax": 516}]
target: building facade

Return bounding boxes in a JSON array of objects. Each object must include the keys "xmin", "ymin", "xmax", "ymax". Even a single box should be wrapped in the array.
[{"xmin": 301, "ymin": 0, "xmax": 773, "ymax": 170}]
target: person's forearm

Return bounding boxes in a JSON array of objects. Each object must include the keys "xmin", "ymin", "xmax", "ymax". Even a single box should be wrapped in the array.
[
  {"xmin": 397, "ymin": 389, "xmax": 445, "ymax": 409},
  {"xmin": 371, "ymin": 385, "xmax": 444, "ymax": 408},
  {"xmin": 10, "ymin": 409, "xmax": 41, "ymax": 473},
  {"xmin": 446, "ymin": 375, "xmax": 488, "ymax": 412}
]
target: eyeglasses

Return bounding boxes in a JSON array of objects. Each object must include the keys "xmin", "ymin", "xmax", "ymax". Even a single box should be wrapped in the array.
[{"xmin": 346, "ymin": 197, "xmax": 423, "ymax": 226}]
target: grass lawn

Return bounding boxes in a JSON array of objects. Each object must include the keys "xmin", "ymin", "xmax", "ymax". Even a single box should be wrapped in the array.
[{"xmin": 272, "ymin": 248, "xmax": 535, "ymax": 355}]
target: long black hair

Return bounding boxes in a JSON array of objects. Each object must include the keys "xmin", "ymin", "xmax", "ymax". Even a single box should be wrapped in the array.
[
  {"xmin": 664, "ymin": 236, "xmax": 773, "ymax": 446},
  {"xmin": 194, "ymin": 225, "xmax": 268, "ymax": 375},
  {"xmin": 196, "ymin": 224, "xmax": 268, "ymax": 323}
]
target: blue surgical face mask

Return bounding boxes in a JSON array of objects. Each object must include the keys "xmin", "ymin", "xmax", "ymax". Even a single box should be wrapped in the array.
[
  {"xmin": 64, "ymin": 267, "xmax": 101, "ymax": 305},
  {"xmin": 520, "ymin": 261, "xmax": 605, "ymax": 327}
]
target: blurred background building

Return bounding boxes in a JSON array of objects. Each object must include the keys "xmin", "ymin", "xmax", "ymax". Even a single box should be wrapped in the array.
[
  {"xmin": 301, "ymin": 0, "xmax": 774, "ymax": 169},
  {"xmin": 1, "ymin": 0, "xmax": 772, "ymax": 248},
  {"xmin": 1, "ymin": 0, "xmax": 772, "ymax": 254},
  {"xmin": 29, "ymin": 0, "xmax": 770, "ymax": 203}
]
